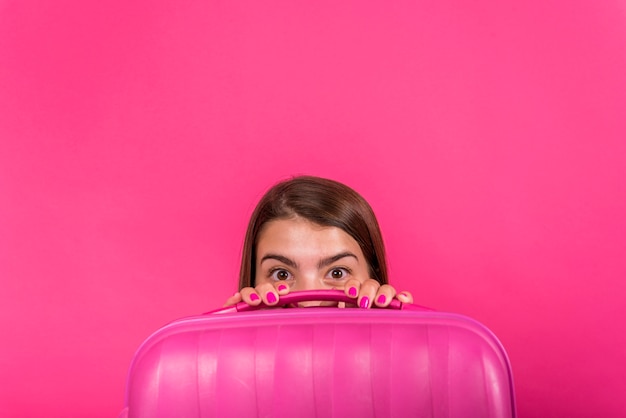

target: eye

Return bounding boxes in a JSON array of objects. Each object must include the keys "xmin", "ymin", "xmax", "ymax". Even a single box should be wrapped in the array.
[
  {"xmin": 327, "ymin": 268, "xmax": 349, "ymax": 281},
  {"xmin": 270, "ymin": 268, "xmax": 293, "ymax": 281}
]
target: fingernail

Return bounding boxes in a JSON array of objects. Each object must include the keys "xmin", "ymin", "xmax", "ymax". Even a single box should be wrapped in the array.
[
  {"xmin": 377, "ymin": 295, "xmax": 386, "ymax": 305},
  {"xmin": 359, "ymin": 296, "xmax": 370, "ymax": 309},
  {"xmin": 348, "ymin": 287, "xmax": 358, "ymax": 297},
  {"xmin": 266, "ymin": 292, "xmax": 277, "ymax": 304},
  {"xmin": 277, "ymin": 284, "xmax": 287, "ymax": 292},
  {"xmin": 250, "ymin": 293, "xmax": 260, "ymax": 302}
]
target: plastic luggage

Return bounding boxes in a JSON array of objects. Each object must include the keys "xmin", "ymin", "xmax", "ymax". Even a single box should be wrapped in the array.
[{"xmin": 119, "ymin": 290, "xmax": 516, "ymax": 418}]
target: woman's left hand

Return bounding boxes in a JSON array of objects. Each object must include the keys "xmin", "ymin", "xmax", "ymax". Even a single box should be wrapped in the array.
[{"xmin": 342, "ymin": 278, "xmax": 413, "ymax": 309}]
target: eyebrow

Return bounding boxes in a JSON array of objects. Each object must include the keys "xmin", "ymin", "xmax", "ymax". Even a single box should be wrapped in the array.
[
  {"xmin": 259, "ymin": 252, "xmax": 359, "ymax": 269},
  {"xmin": 260, "ymin": 254, "xmax": 298, "ymax": 268},
  {"xmin": 317, "ymin": 252, "xmax": 358, "ymax": 269}
]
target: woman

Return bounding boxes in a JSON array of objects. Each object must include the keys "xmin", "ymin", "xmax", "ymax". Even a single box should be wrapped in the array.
[{"xmin": 224, "ymin": 175, "xmax": 413, "ymax": 308}]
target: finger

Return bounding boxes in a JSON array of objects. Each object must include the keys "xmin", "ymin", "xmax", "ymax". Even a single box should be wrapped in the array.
[
  {"xmin": 357, "ymin": 279, "xmax": 380, "ymax": 309},
  {"xmin": 396, "ymin": 290, "xmax": 414, "ymax": 304},
  {"xmin": 374, "ymin": 284, "xmax": 397, "ymax": 308},
  {"xmin": 344, "ymin": 278, "xmax": 362, "ymax": 299},
  {"xmin": 255, "ymin": 282, "xmax": 281, "ymax": 306},
  {"xmin": 276, "ymin": 282, "xmax": 290, "ymax": 296},
  {"xmin": 223, "ymin": 291, "xmax": 243, "ymax": 307},
  {"xmin": 240, "ymin": 287, "xmax": 263, "ymax": 306}
]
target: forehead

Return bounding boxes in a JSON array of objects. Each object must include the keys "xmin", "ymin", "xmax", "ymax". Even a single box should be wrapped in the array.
[{"xmin": 256, "ymin": 217, "xmax": 363, "ymax": 258}]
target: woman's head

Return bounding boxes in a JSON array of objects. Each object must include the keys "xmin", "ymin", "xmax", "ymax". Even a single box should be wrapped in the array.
[{"xmin": 239, "ymin": 176, "xmax": 388, "ymax": 289}]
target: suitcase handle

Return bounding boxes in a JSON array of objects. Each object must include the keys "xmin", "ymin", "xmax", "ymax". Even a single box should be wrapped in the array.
[{"xmin": 208, "ymin": 289, "xmax": 430, "ymax": 314}]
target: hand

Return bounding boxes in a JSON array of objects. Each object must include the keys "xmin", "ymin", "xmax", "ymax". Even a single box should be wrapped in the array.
[
  {"xmin": 343, "ymin": 278, "xmax": 414, "ymax": 309},
  {"xmin": 223, "ymin": 282, "xmax": 291, "ymax": 308},
  {"xmin": 224, "ymin": 281, "xmax": 414, "ymax": 309}
]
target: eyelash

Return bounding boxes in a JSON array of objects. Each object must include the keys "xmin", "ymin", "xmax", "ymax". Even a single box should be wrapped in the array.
[
  {"xmin": 268, "ymin": 268, "xmax": 294, "ymax": 281},
  {"xmin": 325, "ymin": 267, "xmax": 352, "ymax": 281},
  {"xmin": 266, "ymin": 266, "xmax": 352, "ymax": 281}
]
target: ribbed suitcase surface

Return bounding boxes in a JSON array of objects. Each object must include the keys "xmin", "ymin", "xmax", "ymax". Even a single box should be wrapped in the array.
[{"xmin": 119, "ymin": 291, "xmax": 515, "ymax": 418}]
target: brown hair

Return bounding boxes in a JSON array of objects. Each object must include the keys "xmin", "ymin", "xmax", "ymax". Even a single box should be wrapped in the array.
[{"xmin": 239, "ymin": 176, "xmax": 388, "ymax": 288}]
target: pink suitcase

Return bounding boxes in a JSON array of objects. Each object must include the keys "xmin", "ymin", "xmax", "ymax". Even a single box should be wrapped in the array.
[{"xmin": 119, "ymin": 290, "xmax": 516, "ymax": 418}]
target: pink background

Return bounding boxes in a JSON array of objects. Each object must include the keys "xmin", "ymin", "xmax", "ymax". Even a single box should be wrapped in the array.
[{"xmin": 1, "ymin": 0, "xmax": 625, "ymax": 417}]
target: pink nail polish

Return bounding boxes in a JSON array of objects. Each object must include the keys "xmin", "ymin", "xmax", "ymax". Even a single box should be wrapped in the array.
[
  {"xmin": 277, "ymin": 284, "xmax": 287, "ymax": 292},
  {"xmin": 377, "ymin": 295, "xmax": 386, "ymax": 305},
  {"xmin": 348, "ymin": 287, "xmax": 358, "ymax": 297},
  {"xmin": 359, "ymin": 296, "xmax": 370, "ymax": 309},
  {"xmin": 266, "ymin": 292, "xmax": 277, "ymax": 304},
  {"xmin": 250, "ymin": 293, "xmax": 260, "ymax": 302}
]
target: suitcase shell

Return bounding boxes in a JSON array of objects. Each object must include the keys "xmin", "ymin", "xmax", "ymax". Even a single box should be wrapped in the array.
[{"xmin": 119, "ymin": 291, "xmax": 515, "ymax": 418}]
